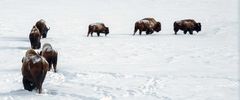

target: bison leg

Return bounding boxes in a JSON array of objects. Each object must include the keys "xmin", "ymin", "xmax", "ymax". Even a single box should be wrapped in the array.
[
  {"xmin": 146, "ymin": 30, "xmax": 150, "ymax": 35},
  {"xmin": 189, "ymin": 30, "xmax": 193, "ymax": 35},
  {"xmin": 35, "ymin": 72, "xmax": 45, "ymax": 93},
  {"xmin": 139, "ymin": 30, "xmax": 142, "ymax": 35},
  {"xmin": 52, "ymin": 56, "xmax": 58, "ymax": 72},
  {"xmin": 133, "ymin": 27, "xmax": 138, "ymax": 35},
  {"xmin": 91, "ymin": 32, "xmax": 93, "ymax": 37},
  {"xmin": 174, "ymin": 28, "xmax": 179, "ymax": 35},
  {"xmin": 133, "ymin": 31, "xmax": 137, "ymax": 35},
  {"xmin": 48, "ymin": 60, "xmax": 52, "ymax": 71},
  {"xmin": 87, "ymin": 33, "xmax": 90, "ymax": 37},
  {"xmin": 97, "ymin": 33, "xmax": 100, "ymax": 37},
  {"xmin": 184, "ymin": 30, "xmax": 187, "ymax": 34},
  {"xmin": 147, "ymin": 29, "xmax": 153, "ymax": 35},
  {"xmin": 23, "ymin": 78, "xmax": 35, "ymax": 91},
  {"xmin": 38, "ymin": 71, "xmax": 47, "ymax": 93},
  {"xmin": 87, "ymin": 30, "xmax": 91, "ymax": 37}
]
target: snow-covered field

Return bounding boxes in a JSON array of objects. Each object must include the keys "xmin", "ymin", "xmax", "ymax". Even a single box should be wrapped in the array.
[{"xmin": 0, "ymin": 0, "xmax": 239, "ymax": 100}]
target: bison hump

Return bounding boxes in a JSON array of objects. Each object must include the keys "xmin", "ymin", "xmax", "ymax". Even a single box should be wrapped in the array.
[
  {"xmin": 23, "ymin": 55, "xmax": 42, "ymax": 64},
  {"xmin": 25, "ymin": 49, "xmax": 38, "ymax": 56},
  {"xmin": 30, "ymin": 55, "xmax": 42, "ymax": 64},
  {"xmin": 42, "ymin": 43, "xmax": 53, "ymax": 51}
]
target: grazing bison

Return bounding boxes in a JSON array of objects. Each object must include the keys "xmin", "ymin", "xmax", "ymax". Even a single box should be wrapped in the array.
[
  {"xmin": 40, "ymin": 43, "xmax": 58, "ymax": 72},
  {"xmin": 133, "ymin": 18, "xmax": 161, "ymax": 35},
  {"xmin": 29, "ymin": 26, "xmax": 41, "ymax": 49},
  {"xmin": 174, "ymin": 19, "xmax": 201, "ymax": 35},
  {"xmin": 21, "ymin": 49, "xmax": 49, "ymax": 93},
  {"xmin": 87, "ymin": 23, "xmax": 109, "ymax": 37},
  {"xmin": 35, "ymin": 19, "xmax": 50, "ymax": 38}
]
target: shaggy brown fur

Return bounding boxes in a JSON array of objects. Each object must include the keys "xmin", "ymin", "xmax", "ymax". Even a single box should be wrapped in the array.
[
  {"xmin": 87, "ymin": 23, "xmax": 109, "ymax": 37},
  {"xmin": 21, "ymin": 49, "xmax": 49, "ymax": 93},
  {"xmin": 40, "ymin": 43, "xmax": 58, "ymax": 72},
  {"xmin": 174, "ymin": 19, "xmax": 201, "ymax": 35},
  {"xmin": 35, "ymin": 19, "xmax": 50, "ymax": 38},
  {"xmin": 29, "ymin": 26, "xmax": 41, "ymax": 49},
  {"xmin": 133, "ymin": 18, "xmax": 161, "ymax": 35},
  {"xmin": 142, "ymin": 18, "xmax": 161, "ymax": 32}
]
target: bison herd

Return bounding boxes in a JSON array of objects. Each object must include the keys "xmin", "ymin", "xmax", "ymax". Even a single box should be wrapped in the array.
[{"xmin": 21, "ymin": 18, "xmax": 201, "ymax": 93}]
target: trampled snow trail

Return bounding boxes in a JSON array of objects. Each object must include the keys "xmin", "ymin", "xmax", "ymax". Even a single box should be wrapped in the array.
[{"xmin": 0, "ymin": 0, "xmax": 239, "ymax": 100}]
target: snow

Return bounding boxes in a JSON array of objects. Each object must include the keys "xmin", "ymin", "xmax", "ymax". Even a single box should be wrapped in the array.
[{"xmin": 0, "ymin": 0, "xmax": 239, "ymax": 100}]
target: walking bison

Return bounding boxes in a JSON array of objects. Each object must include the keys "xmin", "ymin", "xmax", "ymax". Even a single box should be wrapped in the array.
[
  {"xmin": 35, "ymin": 19, "xmax": 50, "ymax": 38},
  {"xmin": 87, "ymin": 23, "xmax": 109, "ymax": 37},
  {"xmin": 21, "ymin": 49, "xmax": 49, "ymax": 93},
  {"xmin": 40, "ymin": 43, "xmax": 58, "ymax": 72},
  {"xmin": 133, "ymin": 18, "xmax": 161, "ymax": 35},
  {"xmin": 29, "ymin": 26, "xmax": 41, "ymax": 49},
  {"xmin": 174, "ymin": 19, "xmax": 201, "ymax": 35}
]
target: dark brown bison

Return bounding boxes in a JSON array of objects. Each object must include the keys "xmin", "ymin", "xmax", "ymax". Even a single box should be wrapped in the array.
[
  {"xmin": 40, "ymin": 43, "xmax": 58, "ymax": 72},
  {"xmin": 35, "ymin": 19, "xmax": 50, "ymax": 38},
  {"xmin": 87, "ymin": 23, "xmax": 109, "ymax": 37},
  {"xmin": 29, "ymin": 26, "xmax": 41, "ymax": 49},
  {"xmin": 21, "ymin": 49, "xmax": 49, "ymax": 93},
  {"xmin": 133, "ymin": 18, "xmax": 161, "ymax": 35},
  {"xmin": 174, "ymin": 19, "xmax": 201, "ymax": 35}
]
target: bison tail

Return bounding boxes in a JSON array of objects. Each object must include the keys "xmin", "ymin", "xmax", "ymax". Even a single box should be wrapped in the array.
[
  {"xmin": 174, "ymin": 22, "xmax": 179, "ymax": 30},
  {"xmin": 87, "ymin": 25, "xmax": 92, "ymax": 36},
  {"xmin": 133, "ymin": 23, "xmax": 138, "ymax": 35},
  {"xmin": 173, "ymin": 22, "xmax": 177, "ymax": 27}
]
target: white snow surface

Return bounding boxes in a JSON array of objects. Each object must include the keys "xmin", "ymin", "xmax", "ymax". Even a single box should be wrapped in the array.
[{"xmin": 0, "ymin": 0, "xmax": 239, "ymax": 100}]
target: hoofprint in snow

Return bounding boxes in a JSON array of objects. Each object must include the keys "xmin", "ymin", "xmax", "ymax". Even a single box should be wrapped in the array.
[{"xmin": 0, "ymin": 0, "xmax": 239, "ymax": 100}]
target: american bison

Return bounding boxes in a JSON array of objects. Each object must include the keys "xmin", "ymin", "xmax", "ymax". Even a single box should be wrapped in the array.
[
  {"xmin": 87, "ymin": 23, "xmax": 109, "ymax": 37},
  {"xmin": 35, "ymin": 19, "xmax": 50, "ymax": 38},
  {"xmin": 21, "ymin": 49, "xmax": 49, "ymax": 93},
  {"xmin": 29, "ymin": 26, "xmax": 41, "ymax": 49},
  {"xmin": 133, "ymin": 18, "xmax": 161, "ymax": 35},
  {"xmin": 40, "ymin": 43, "xmax": 58, "ymax": 72},
  {"xmin": 174, "ymin": 19, "xmax": 201, "ymax": 35}
]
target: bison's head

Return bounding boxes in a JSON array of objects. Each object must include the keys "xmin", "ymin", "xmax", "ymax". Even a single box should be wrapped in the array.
[
  {"xmin": 154, "ymin": 22, "xmax": 161, "ymax": 32},
  {"xmin": 195, "ymin": 23, "xmax": 201, "ymax": 32},
  {"xmin": 105, "ymin": 27, "xmax": 109, "ymax": 35},
  {"xmin": 43, "ymin": 27, "xmax": 50, "ymax": 37}
]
